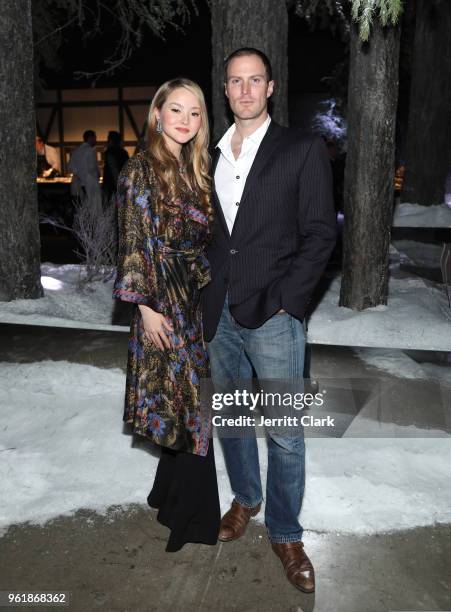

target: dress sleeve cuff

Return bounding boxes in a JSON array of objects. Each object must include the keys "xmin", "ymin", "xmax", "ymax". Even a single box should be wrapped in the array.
[{"xmin": 112, "ymin": 288, "xmax": 161, "ymax": 310}]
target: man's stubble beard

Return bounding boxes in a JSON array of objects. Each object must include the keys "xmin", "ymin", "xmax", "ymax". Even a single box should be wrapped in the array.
[{"xmin": 232, "ymin": 105, "xmax": 268, "ymax": 123}]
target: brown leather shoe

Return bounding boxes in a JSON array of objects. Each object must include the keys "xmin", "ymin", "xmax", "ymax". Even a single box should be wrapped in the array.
[
  {"xmin": 218, "ymin": 500, "xmax": 261, "ymax": 542},
  {"xmin": 271, "ymin": 541, "xmax": 315, "ymax": 593}
]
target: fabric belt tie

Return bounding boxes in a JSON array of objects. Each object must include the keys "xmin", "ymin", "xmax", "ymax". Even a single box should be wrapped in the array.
[{"xmin": 156, "ymin": 244, "xmax": 211, "ymax": 289}]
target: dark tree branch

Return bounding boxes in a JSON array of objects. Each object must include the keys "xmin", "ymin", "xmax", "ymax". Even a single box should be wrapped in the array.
[{"xmin": 33, "ymin": 0, "xmax": 197, "ymax": 81}]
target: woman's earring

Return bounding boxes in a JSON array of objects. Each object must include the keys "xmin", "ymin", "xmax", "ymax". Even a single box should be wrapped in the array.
[{"xmin": 156, "ymin": 118, "xmax": 162, "ymax": 134}]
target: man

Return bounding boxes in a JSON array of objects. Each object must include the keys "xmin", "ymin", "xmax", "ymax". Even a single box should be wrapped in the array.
[
  {"xmin": 35, "ymin": 136, "xmax": 61, "ymax": 176},
  {"xmin": 68, "ymin": 129, "xmax": 100, "ymax": 199},
  {"xmin": 102, "ymin": 130, "xmax": 129, "ymax": 202},
  {"xmin": 203, "ymin": 48, "xmax": 336, "ymax": 593}
]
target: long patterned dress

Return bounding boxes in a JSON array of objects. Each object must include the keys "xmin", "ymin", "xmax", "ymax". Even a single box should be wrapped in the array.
[{"xmin": 113, "ymin": 151, "xmax": 212, "ymax": 457}]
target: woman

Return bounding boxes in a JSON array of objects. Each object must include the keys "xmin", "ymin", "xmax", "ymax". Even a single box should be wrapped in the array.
[{"xmin": 113, "ymin": 78, "xmax": 220, "ymax": 552}]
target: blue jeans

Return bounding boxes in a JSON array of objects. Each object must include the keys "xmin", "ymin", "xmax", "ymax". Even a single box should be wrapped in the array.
[{"xmin": 207, "ymin": 298, "xmax": 306, "ymax": 543}]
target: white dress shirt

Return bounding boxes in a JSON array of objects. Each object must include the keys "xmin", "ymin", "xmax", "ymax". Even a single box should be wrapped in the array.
[
  {"xmin": 44, "ymin": 144, "xmax": 61, "ymax": 174},
  {"xmin": 215, "ymin": 115, "xmax": 271, "ymax": 234}
]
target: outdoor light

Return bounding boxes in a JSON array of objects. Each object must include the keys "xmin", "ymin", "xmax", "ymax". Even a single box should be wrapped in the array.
[{"xmin": 40, "ymin": 275, "xmax": 64, "ymax": 290}]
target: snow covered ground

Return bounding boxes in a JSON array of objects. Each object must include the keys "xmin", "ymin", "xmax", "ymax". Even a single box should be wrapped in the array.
[
  {"xmin": 308, "ymin": 239, "xmax": 450, "ymax": 350},
  {"xmin": 355, "ymin": 347, "xmax": 451, "ymax": 384},
  {"xmin": 0, "ymin": 360, "xmax": 450, "ymax": 537},
  {"xmin": 306, "ymin": 241, "xmax": 451, "ymax": 350},
  {"xmin": 392, "ymin": 202, "xmax": 451, "ymax": 228},
  {"xmin": 391, "ymin": 240, "xmax": 444, "ymax": 270},
  {"xmin": 0, "ymin": 256, "xmax": 450, "ymax": 351},
  {"xmin": 0, "ymin": 264, "xmax": 122, "ymax": 332},
  {"xmin": 307, "ymin": 273, "xmax": 451, "ymax": 351}
]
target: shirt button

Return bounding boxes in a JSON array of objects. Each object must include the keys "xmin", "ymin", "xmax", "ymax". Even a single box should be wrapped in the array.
[
  {"xmin": 230, "ymin": 249, "xmax": 238, "ymax": 255},
  {"xmin": 235, "ymin": 202, "xmax": 239, "ymax": 207},
  {"xmin": 236, "ymin": 175, "xmax": 240, "ymax": 179}
]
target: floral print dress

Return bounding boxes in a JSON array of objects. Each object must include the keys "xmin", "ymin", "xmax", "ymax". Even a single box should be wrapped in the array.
[{"xmin": 113, "ymin": 151, "xmax": 212, "ymax": 456}]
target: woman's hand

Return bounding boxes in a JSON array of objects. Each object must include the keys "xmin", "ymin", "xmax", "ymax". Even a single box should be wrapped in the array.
[{"xmin": 138, "ymin": 305, "xmax": 174, "ymax": 350}]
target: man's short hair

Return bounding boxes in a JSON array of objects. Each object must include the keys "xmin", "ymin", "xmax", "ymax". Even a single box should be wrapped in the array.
[
  {"xmin": 224, "ymin": 47, "xmax": 272, "ymax": 82},
  {"xmin": 83, "ymin": 130, "xmax": 96, "ymax": 142},
  {"xmin": 108, "ymin": 130, "xmax": 121, "ymax": 146}
]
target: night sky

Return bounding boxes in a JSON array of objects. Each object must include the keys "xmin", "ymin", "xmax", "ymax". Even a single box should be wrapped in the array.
[{"xmin": 40, "ymin": 2, "xmax": 347, "ymax": 105}]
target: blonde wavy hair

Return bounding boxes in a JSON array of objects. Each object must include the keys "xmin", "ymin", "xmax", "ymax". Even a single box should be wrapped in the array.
[{"xmin": 147, "ymin": 78, "xmax": 212, "ymax": 220}]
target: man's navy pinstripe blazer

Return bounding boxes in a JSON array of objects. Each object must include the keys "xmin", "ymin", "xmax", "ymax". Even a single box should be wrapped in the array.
[{"xmin": 201, "ymin": 120, "xmax": 337, "ymax": 343}]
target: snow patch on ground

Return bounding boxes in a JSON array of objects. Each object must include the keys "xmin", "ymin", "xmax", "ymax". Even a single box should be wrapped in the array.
[
  {"xmin": 307, "ymin": 274, "xmax": 451, "ymax": 351},
  {"xmin": 1, "ymin": 361, "xmax": 450, "ymax": 537},
  {"xmin": 0, "ymin": 263, "xmax": 127, "ymax": 331},
  {"xmin": 392, "ymin": 240, "xmax": 444, "ymax": 270},
  {"xmin": 393, "ymin": 202, "xmax": 451, "ymax": 228},
  {"xmin": 355, "ymin": 348, "xmax": 451, "ymax": 384},
  {"xmin": 0, "ymin": 261, "xmax": 450, "ymax": 351}
]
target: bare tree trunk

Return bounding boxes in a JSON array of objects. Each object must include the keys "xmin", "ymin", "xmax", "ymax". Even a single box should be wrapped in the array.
[
  {"xmin": 401, "ymin": 0, "xmax": 451, "ymax": 205},
  {"xmin": 340, "ymin": 20, "xmax": 400, "ymax": 310},
  {"xmin": 0, "ymin": 0, "xmax": 42, "ymax": 301},
  {"xmin": 211, "ymin": 0, "xmax": 288, "ymax": 140}
]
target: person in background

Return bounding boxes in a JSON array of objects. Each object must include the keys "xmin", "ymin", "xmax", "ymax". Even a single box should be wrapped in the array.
[
  {"xmin": 102, "ymin": 130, "xmax": 129, "ymax": 202},
  {"xmin": 35, "ymin": 136, "xmax": 61, "ymax": 177},
  {"xmin": 68, "ymin": 130, "xmax": 100, "ymax": 199}
]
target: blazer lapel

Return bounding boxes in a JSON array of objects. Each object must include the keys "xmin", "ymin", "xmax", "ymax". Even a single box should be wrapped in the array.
[
  {"xmin": 238, "ymin": 121, "xmax": 284, "ymax": 208},
  {"xmin": 211, "ymin": 146, "xmax": 231, "ymax": 239}
]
